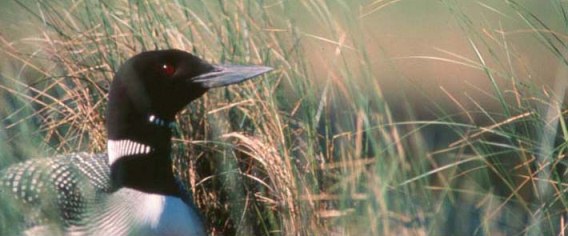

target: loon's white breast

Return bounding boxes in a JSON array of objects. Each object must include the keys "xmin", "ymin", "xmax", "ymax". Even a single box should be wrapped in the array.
[
  {"xmin": 67, "ymin": 188, "xmax": 206, "ymax": 236},
  {"xmin": 105, "ymin": 188, "xmax": 206, "ymax": 236}
]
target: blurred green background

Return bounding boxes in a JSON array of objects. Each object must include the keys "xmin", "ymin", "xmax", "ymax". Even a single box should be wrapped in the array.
[{"xmin": 1, "ymin": 0, "xmax": 562, "ymax": 118}]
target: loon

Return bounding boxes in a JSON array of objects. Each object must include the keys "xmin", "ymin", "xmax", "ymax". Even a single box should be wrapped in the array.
[{"xmin": 0, "ymin": 49, "xmax": 272, "ymax": 235}]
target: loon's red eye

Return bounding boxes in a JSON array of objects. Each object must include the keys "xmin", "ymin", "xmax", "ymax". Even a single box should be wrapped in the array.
[{"xmin": 161, "ymin": 64, "xmax": 175, "ymax": 76}]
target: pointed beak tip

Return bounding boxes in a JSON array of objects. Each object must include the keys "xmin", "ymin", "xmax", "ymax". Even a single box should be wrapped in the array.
[
  {"xmin": 258, "ymin": 66, "xmax": 274, "ymax": 73},
  {"xmin": 192, "ymin": 64, "xmax": 274, "ymax": 89}
]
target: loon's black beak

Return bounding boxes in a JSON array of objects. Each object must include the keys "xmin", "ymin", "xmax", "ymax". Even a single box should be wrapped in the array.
[{"xmin": 191, "ymin": 64, "xmax": 273, "ymax": 88}]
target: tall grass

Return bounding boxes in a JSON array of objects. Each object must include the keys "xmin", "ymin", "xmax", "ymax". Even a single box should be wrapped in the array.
[{"xmin": 0, "ymin": 0, "xmax": 566, "ymax": 235}]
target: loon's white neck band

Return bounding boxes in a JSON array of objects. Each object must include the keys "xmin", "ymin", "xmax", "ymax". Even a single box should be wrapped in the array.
[
  {"xmin": 107, "ymin": 114, "xmax": 173, "ymax": 164},
  {"xmin": 108, "ymin": 140, "xmax": 153, "ymax": 164}
]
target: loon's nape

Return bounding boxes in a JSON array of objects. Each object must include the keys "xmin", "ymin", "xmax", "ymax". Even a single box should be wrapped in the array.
[{"xmin": 0, "ymin": 49, "xmax": 272, "ymax": 235}]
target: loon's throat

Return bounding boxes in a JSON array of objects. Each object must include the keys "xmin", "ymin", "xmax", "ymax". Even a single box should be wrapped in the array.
[
  {"xmin": 108, "ymin": 144, "xmax": 180, "ymax": 196},
  {"xmin": 106, "ymin": 113, "xmax": 175, "ymax": 164},
  {"xmin": 107, "ymin": 114, "xmax": 180, "ymax": 196}
]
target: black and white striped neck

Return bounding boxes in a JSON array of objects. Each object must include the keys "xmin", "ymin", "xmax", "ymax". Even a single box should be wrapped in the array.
[
  {"xmin": 106, "ymin": 112, "xmax": 181, "ymax": 196},
  {"xmin": 106, "ymin": 114, "xmax": 175, "ymax": 164},
  {"xmin": 108, "ymin": 139, "xmax": 181, "ymax": 196},
  {"xmin": 147, "ymin": 114, "xmax": 176, "ymax": 129},
  {"xmin": 107, "ymin": 139, "xmax": 153, "ymax": 165}
]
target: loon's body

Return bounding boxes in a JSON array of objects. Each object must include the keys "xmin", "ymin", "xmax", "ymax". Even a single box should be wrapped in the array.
[
  {"xmin": 2, "ymin": 153, "xmax": 203, "ymax": 235},
  {"xmin": 0, "ymin": 49, "xmax": 271, "ymax": 235}
]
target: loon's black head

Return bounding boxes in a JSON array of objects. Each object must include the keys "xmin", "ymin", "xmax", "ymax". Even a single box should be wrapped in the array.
[
  {"xmin": 106, "ymin": 49, "xmax": 271, "ymax": 140},
  {"xmin": 106, "ymin": 49, "xmax": 271, "ymax": 194}
]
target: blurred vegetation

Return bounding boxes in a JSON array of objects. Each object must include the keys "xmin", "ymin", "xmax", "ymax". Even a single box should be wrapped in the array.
[{"xmin": 0, "ymin": 0, "xmax": 567, "ymax": 235}]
